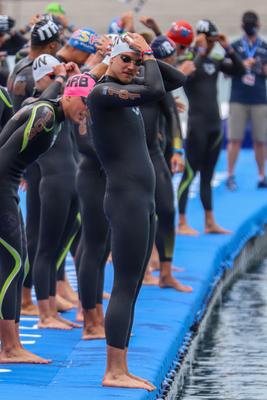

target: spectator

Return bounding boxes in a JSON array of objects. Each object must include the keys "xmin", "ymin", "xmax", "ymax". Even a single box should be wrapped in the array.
[{"xmin": 226, "ymin": 11, "xmax": 267, "ymax": 190}]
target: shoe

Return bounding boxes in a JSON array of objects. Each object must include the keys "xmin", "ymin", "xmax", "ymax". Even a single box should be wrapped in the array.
[
  {"xmin": 257, "ymin": 177, "xmax": 267, "ymax": 188},
  {"xmin": 226, "ymin": 176, "xmax": 237, "ymax": 191}
]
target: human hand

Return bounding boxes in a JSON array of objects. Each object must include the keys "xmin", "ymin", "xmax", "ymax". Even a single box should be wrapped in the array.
[
  {"xmin": 65, "ymin": 62, "xmax": 80, "ymax": 76},
  {"xmin": 53, "ymin": 63, "xmax": 67, "ymax": 77},
  {"xmin": 243, "ymin": 57, "xmax": 256, "ymax": 69},
  {"xmin": 123, "ymin": 32, "xmax": 151, "ymax": 53},
  {"xmin": 95, "ymin": 35, "xmax": 112, "ymax": 57},
  {"xmin": 178, "ymin": 60, "xmax": 196, "ymax": 76},
  {"xmin": 195, "ymin": 33, "xmax": 208, "ymax": 50},
  {"xmin": 217, "ymin": 33, "xmax": 229, "ymax": 49},
  {"xmin": 174, "ymin": 96, "xmax": 186, "ymax": 113},
  {"xmin": 171, "ymin": 153, "xmax": 184, "ymax": 173}
]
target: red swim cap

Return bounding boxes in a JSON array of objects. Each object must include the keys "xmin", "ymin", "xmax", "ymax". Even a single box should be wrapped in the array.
[
  {"xmin": 167, "ymin": 20, "xmax": 194, "ymax": 47},
  {"xmin": 64, "ymin": 74, "xmax": 96, "ymax": 97}
]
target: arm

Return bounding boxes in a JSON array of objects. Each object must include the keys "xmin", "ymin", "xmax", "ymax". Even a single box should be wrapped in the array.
[
  {"xmin": 139, "ymin": 16, "xmax": 162, "ymax": 36},
  {"xmin": 157, "ymin": 59, "xmax": 186, "ymax": 91},
  {"xmin": 219, "ymin": 49, "xmax": 246, "ymax": 76},
  {"xmin": 91, "ymin": 59, "xmax": 165, "ymax": 108},
  {"xmin": 217, "ymin": 34, "xmax": 246, "ymax": 76}
]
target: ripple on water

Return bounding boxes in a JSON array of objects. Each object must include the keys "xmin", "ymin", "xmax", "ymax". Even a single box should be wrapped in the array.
[{"xmin": 179, "ymin": 261, "xmax": 267, "ymax": 400}]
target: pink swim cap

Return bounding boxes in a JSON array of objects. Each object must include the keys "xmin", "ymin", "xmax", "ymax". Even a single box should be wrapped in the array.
[{"xmin": 64, "ymin": 74, "xmax": 96, "ymax": 97}]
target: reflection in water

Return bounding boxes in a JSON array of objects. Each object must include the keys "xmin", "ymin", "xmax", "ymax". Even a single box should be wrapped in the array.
[{"xmin": 179, "ymin": 261, "xmax": 267, "ymax": 400}]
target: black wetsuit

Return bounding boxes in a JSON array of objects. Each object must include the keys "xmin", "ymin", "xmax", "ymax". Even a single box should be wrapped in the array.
[
  {"xmin": 88, "ymin": 59, "xmax": 165, "ymax": 349},
  {"xmin": 75, "ymin": 120, "xmax": 110, "ymax": 310},
  {"xmin": 8, "ymin": 55, "xmax": 40, "ymax": 291},
  {"xmin": 33, "ymin": 117, "xmax": 79, "ymax": 300},
  {"xmin": 8, "ymin": 56, "xmax": 34, "ymax": 112},
  {"xmin": 140, "ymin": 60, "xmax": 186, "ymax": 263},
  {"xmin": 0, "ymin": 98, "xmax": 64, "ymax": 321},
  {"xmin": 0, "ymin": 87, "xmax": 14, "ymax": 129},
  {"xmin": 16, "ymin": 80, "xmax": 80, "ymax": 301},
  {"xmin": 178, "ymin": 50, "xmax": 245, "ymax": 214}
]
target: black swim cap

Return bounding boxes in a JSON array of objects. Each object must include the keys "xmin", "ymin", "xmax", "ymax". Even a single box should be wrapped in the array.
[
  {"xmin": 0, "ymin": 15, "xmax": 15, "ymax": 33},
  {"xmin": 196, "ymin": 19, "xmax": 218, "ymax": 37},
  {"xmin": 31, "ymin": 19, "xmax": 60, "ymax": 46}
]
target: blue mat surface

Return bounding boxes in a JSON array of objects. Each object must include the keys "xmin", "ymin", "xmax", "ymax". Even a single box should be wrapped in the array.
[{"xmin": 1, "ymin": 150, "xmax": 267, "ymax": 400}]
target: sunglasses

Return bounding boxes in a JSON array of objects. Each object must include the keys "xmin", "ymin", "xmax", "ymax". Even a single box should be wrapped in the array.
[
  {"xmin": 120, "ymin": 54, "xmax": 142, "ymax": 67},
  {"xmin": 48, "ymin": 73, "xmax": 56, "ymax": 80}
]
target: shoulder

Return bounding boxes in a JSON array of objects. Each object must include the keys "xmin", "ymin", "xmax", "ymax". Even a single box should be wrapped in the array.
[{"xmin": 231, "ymin": 38, "xmax": 242, "ymax": 51}]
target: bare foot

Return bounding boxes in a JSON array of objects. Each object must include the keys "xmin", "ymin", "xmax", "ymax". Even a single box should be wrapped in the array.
[
  {"xmin": 127, "ymin": 373, "xmax": 156, "ymax": 390},
  {"xmin": 176, "ymin": 224, "xmax": 199, "ymax": 235},
  {"xmin": 172, "ymin": 266, "xmax": 185, "ymax": 272},
  {"xmin": 103, "ymin": 292, "xmax": 111, "ymax": 300},
  {"xmin": 21, "ymin": 303, "xmax": 39, "ymax": 316},
  {"xmin": 82, "ymin": 325, "xmax": 105, "ymax": 340},
  {"xmin": 56, "ymin": 295, "xmax": 74, "ymax": 312},
  {"xmin": 205, "ymin": 224, "xmax": 232, "ymax": 234},
  {"xmin": 159, "ymin": 276, "xmax": 193, "ymax": 292},
  {"xmin": 55, "ymin": 315, "xmax": 81, "ymax": 328},
  {"xmin": 106, "ymin": 252, "xmax": 112, "ymax": 264},
  {"xmin": 38, "ymin": 316, "xmax": 72, "ymax": 330},
  {"xmin": 76, "ymin": 309, "xmax": 83, "ymax": 322},
  {"xmin": 142, "ymin": 273, "xmax": 159, "ymax": 286},
  {"xmin": 102, "ymin": 372, "xmax": 155, "ymax": 391},
  {"xmin": 0, "ymin": 347, "xmax": 51, "ymax": 364}
]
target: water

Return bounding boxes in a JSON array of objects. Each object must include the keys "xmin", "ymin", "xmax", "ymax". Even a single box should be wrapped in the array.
[{"xmin": 178, "ymin": 260, "xmax": 267, "ymax": 400}]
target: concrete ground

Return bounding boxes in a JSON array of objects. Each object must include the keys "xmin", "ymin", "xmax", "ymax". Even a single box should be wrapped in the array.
[{"xmin": 3, "ymin": 0, "xmax": 267, "ymax": 37}]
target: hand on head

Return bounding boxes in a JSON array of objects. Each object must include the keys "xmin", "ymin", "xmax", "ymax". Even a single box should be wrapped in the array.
[
  {"xmin": 217, "ymin": 33, "xmax": 229, "ymax": 49},
  {"xmin": 195, "ymin": 33, "xmax": 208, "ymax": 49},
  {"xmin": 123, "ymin": 32, "xmax": 150, "ymax": 53},
  {"xmin": 95, "ymin": 35, "xmax": 112, "ymax": 56}
]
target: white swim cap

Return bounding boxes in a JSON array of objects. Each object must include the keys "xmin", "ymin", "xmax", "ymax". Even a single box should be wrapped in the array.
[
  {"xmin": 32, "ymin": 54, "xmax": 60, "ymax": 82},
  {"xmin": 110, "ymin": 34, "xmax": 137, "ymax": 58}
]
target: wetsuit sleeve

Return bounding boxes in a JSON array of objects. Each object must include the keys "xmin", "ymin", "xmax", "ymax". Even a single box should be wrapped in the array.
[
  {"xmin": 39, "ymin": 80, "xmax": 64, "ymax": 100},
  {"xmin": 160, "ymin": 96, "xmax": 183, "ymax": 151},
  {"xmin": 90, "ymin": 60, "xmax": 165, "ymax": 108},
  {"xmin": 156, "ymin": 59, "xmax": 186, "ymax": 91},
  {"xmin": 219, "ymin": 51, "xmax": 246, "ymax": 76},
  {"xmin": 0, "ymin": 87, "xmax": 14, "ymax": 126}
]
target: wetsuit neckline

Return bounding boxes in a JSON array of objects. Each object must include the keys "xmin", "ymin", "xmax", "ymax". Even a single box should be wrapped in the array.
[{"xmin": 100, "ymin": 74, "xmax": 127, "ymax": 85}]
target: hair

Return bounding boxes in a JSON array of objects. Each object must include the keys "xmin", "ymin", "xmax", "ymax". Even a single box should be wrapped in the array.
[
  {"xmin": 31, "ymin": 40, "xmax": 57, "ymax": 51},
  {"xmin": 242, "ymin": 11, "xmax": 259, "ymax": 24}
]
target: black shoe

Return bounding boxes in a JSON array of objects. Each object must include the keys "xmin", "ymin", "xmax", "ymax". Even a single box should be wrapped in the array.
[
  {"xmin": 258, "ymin": 177, "xmax": 267, "ymax": 188},
  {"xmin": 226, "ymin": 176, "xmax": 237, "ymax": 191}
]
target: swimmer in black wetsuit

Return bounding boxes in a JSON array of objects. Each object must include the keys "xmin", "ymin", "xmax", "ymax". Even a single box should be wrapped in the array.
[
  {"xmin": 177, "ymin": 20, "xmax": 245, "ymax": 235},
  {"xmin": 88, "ymin": 33, "xmax": 165, "ymax": 391},
  {"xmin": 0, "ymin": 72, "xmax": 92, "ymax": 364},
  {"xmin": 140, "ymin": 36, "xmax": 192, "ymax": 292},
  {"xmin": 75, "ymin": 118, "xmax": 110, "ymax": 339},
  {"xmin": 7, "ymin": 18, "xmax": 62, "ymax": 316},
  {"xmin": 26, "ymin": 56, "xmax": 81, "ymax": 329}
]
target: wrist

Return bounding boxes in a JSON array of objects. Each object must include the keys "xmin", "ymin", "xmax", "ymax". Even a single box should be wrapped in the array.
[
  {"xmin": 56, "ymin": 74, "xmax": 67, "ymax": 82},
  {"xmin": 141, "ymin": 48, "xmax": 153, "ymax": 58},
  {"xmin": 225, "ymin": 45, "xmax": 234, "ymax": 54}
]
